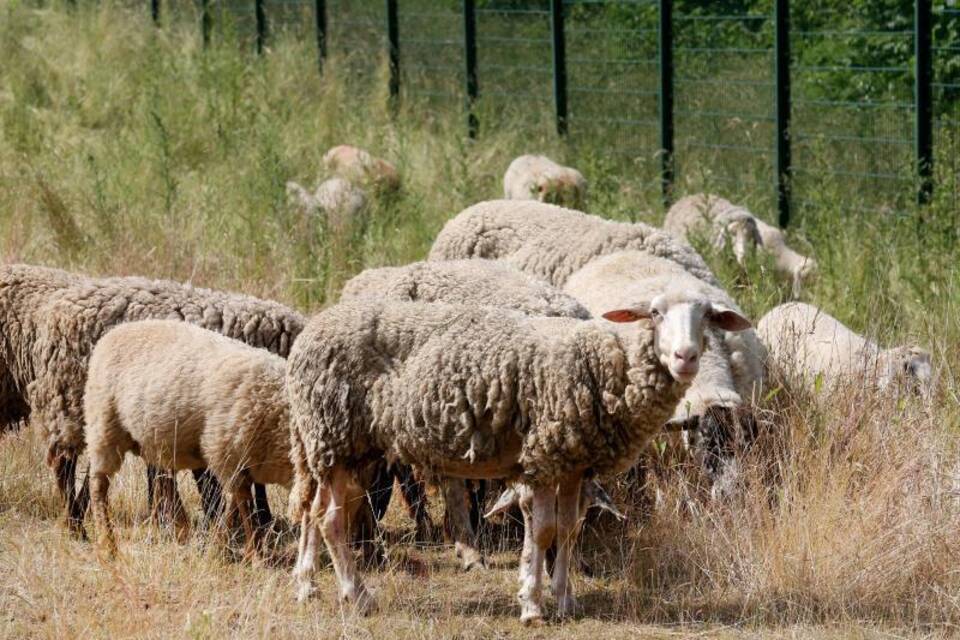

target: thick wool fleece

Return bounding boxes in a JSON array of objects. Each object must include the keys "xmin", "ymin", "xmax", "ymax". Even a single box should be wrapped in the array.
[
  {"xmin": 85, "ymin": 320, "xmax": 292, "ymax": 488},
  {"xmin": 287, "ymin": 299, "xmax": 688, "ymax": 488},
  {"xmin": 428, "ymin": 200, "xmax": 718, "ymax": 288},
  {"xmin": 340, "ymin": 259, "xmax": 590, "ymax": 319},
  {"xmin": 0, "ymin": 264, "xmax": 304, "ymax": 462}
]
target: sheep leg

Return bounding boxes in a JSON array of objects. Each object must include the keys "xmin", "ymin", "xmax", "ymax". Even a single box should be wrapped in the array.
[
  {"xmin": 252, "ymin": 482, "xmax": 272, "ymax": 534},
  {"xmin": 232, "ymin": 484, "xmax": 258, "ymax": 561},
  {"xmin": 53, "ymin": 454, "xmax": 86, "ymax": 539},
  {"xmin": 90, "ymin": 472, "xmax": 117, "ymax": 557},
  {"xmin": 153, "ymin": 470, "xmax": 190, "ymax": 544},
  {"xmin": 395, "ymin": 464, "xmax": 437, "ymax": 544},
  {"xmin": 517, "ymin": 483, "xmax": 556, "ymax": 625},
  {"xmin": 319, "ymin": 466, "xmax": 376, "ymax": 614},
  {"xmin": 294, "ymin": 486, "xmax": 324, "ymax": 603},
  {"xmin": 552, "ymin": 476, "xmax": 582, "ymax": 618},
  {"xmin": 191, "ymin": 468, "xmax": 225, "ymax": 525},
  {"xmin": 441, "ymin": 480, "xmax": 485, "ymax": 570}
]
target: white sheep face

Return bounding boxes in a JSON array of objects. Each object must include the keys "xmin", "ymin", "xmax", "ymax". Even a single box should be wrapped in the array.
[{"xmin": 603, "ymin": 295, "xmax": 752, "ymax": 384}]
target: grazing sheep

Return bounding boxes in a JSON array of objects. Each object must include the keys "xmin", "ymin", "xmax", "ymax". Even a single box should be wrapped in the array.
[
  {"xmin": 286, "ymin": 177, "xmax": 368, "ymax": 231},
  {"xmin": 428, "ymin": 200, "xmax": 719, "ymax": 288},
  {"xmin": 664, "ymin": 193, "xmax": 817, "ymax": 294},
  {"xmin": 503, "ymin": 155, "xmax": 588, "ymax": 209},
  {"xmin": 86, "ymin": 321, "xmax": 291, "ymax": 557},
  {"xmin": 757, "ymin": 302, "xmax": 932, "ymax": 397},
  {"xmin": 287, "ymin": 290, "xmax": 750, "ymax": 622},
  {"xmin": 342, "ymin": 258, "xmax": 590, "ymax": 569},
  {"xmin": 565, "ymin": 252, "xmax": 762, "ymax": 498},
  {"xmin": 0, "ymin": 263, "xmax": 304, "ymax": 534},
  {"xmin": 323, "ymin": 144, "xmax": 400, "ymax": 192}
]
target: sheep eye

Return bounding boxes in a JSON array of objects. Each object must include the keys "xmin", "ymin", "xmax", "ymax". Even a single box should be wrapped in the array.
[{"xmin": 650, "ymin": 309, "xmax": 661, "ymax": 319}]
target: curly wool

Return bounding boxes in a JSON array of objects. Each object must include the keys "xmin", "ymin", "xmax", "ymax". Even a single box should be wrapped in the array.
[
  {"xmin": 428, "ymin": 200, "xmax": 718, "ymax": 288},
  {"xmin": 287, "ymin": 300, "xmax": 688, "ymax": 488},
  {"xmin": 340, "ymin": 259, "xmax": 589, "ymax": 320},
  {"xmin": 85, "ymin": 320, "xmax": 292, "ymax": 489},
  {"xmin": 0, "ymin": 263, "xmax": 305, "ymax": 461}
]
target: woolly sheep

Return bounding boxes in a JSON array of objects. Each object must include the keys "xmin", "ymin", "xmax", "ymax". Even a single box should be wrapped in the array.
[
  {"xmin": 503, "ymin": 154, "xmax": 588, "ymax": 209},
  {"xmin": 757, "ymin": 302, "xmax": 932, "ymax": 397},
  {"xmin": 323, "ymin": 144, "xmax": 400, "ymax": 191},
  {"xmin": 0, "ymin": 263, "xmax": 304, "ymax": 534},
  {"xmin": 287, "ymin": 291, "xmax": 750, "ymax": 622},
  {"xmin": 428, "ymin": 199, "xmax": 719, "ymax": 288},
  {"xmin": 564, "ymin": 252, "xmax": 762, "ymax": 497},
  {"xmin": 341, "ymin": 258, "xmax": 589, "ymax": 569},
  {"xmin": 664, "ymin": 193, "xmax": 817, "ymax": 295},
  {"xmin": 86, "ymin": 320, "xmax": 291, "ymax": 556},
  {"xmin": 286, "ymin": 177, "xmax": 368, "ymax": 231}
]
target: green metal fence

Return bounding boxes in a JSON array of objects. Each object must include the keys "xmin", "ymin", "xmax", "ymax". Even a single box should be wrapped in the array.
[{"xmin": 153, "ymin": 0, "xmax": 959, "ymax": 227}]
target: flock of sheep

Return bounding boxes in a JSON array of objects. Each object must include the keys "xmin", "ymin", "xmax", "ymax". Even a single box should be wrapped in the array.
[{"xmin": 0, "ymin": 146, "xmax": 934, "ymax": 625}]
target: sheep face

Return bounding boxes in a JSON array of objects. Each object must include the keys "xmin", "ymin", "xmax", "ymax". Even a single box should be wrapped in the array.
[
  {"xmin": 535, "ymin": 175, "xmax": 583, "ymax": 209},
  {"xmin": 0, "ymin": 371, "xmax": 28, "ymax": 431},
  {"xmin": 791, "ymin": 256, "xmax": 818, "ymax": 296},
  {"xmin": 604, "ymin": 295, "xmax": 751, "ymax": 384},
  {"xmin": 879, "ymin": 346, "xmax": 933, "ymax": 397},
  {"xmin": 722, "ymin": 218, "xmax": 761, "ymax": 265}
]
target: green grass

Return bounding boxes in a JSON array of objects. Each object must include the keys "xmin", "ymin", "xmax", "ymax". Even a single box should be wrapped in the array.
[{"xmin": 2, "ymin": 1, "xmax": 960, "ymax": 638}]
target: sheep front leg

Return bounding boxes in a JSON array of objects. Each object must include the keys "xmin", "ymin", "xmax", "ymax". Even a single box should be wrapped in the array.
[
  {"xmin": 319, "ymin": 466, "xmax": 376, "ymax": 614},
  {"xmin": 294, "ymin": 486, "xmax": 324, "ymax": 603},
  {"xmin": 90, "ymin": 472, "xmax": 117, "ymax": 557},
  {"xmin": 52, "ymin": 453, "xmax": 86, "ymax": 539},
  {"xmin": 517, "ymin": 483, "xmax": 556, "ymax": 625},
  {"xmin": 552, "ymin": 476, "xmax": 582, "ymax": 618},
  {"xmin": 441, "ymin": 480, "xmax": 485, "ymax": 570},
  {"xmin": 231, "ymin": 483, "xmax": 258, "ymax": 561}
]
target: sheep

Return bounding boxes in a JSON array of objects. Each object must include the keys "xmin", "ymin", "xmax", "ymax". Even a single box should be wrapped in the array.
[
  {"xmin": 564, "ymin": 252, "xmax": 764, "ymax": 498},
  {"xmin": 663, "ymin": 193, "xmax": 817, "ymax": 295},
  {"xmin": 85, "ymin": 320, "xmax": 291, "ymax": 557},
  {"xmin": 287, "ymin": 289, "xmax": 751, "ymax": 622},
  {"xmin": 428, "ymin": 199, "xmax": 719, "ymax": 288},
  {"xmin": 0, "ymin": 263, "xmax": 304, "ymax": 535},
  {"xmin": 503, "ymin": 154, "xmax": 588, "ymax": 209},
  {"xmin": 323, "ymin": 144, "xmax": 400, "ymax": 192},
  {"xmin": 341, "ymin": 258, "xmax": 590, "ymax": 569},
  {"xmin": 286, "ymin": 177, "xmax": 368, "ymax": 231},
  {"xmin": 757, "ymin": 302, "xmax": 932, "ymax": 397}
]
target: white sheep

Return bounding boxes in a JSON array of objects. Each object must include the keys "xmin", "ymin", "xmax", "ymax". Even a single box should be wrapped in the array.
[
  {"xmin": 564, "ymin": 252, "xmax": 762, "ymax": 498},
  {"xmin": 503, "ymin": 154, "xmax": 588, "ymax": 209},
  {"xmin": 663, "ymin": 193, "xmax": 817, "ymax": 295},
  {"xmin": 0, "ymin": 263, "xmax": 304, "ymax": 535},
  {"xmin": 286, "ymin": 288, "xmax": 750, "ymax": 622},
  {"xmin": 323, "ymin": 144, "xmax": 400, "ymax": 191},
  {"xmin": 286, "ymin": 177, "xmax": 368, "ymax": 232},
  {"xmin": 757, "ymin": 302, "xmax": 932, "ymax": 397},
  {"xmin": 341, "ymin": 258, "xmax": 589, "ymax": 569},
  {"xmin": 85, "ymin": 320, "xmax": 291, "ymax": 556},
  {"xmin": 428, "ymin": 199, "xmax": 719, "ymax": 288}
]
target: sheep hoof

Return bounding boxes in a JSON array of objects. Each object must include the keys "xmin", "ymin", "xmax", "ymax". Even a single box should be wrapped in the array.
[
  {"xmin": 520, "ymin": 607, "xmax": 544, "ymax": 626},
  {"xmin": 341, "ymin": 586, "xmax": 377, "ymax": 616}
]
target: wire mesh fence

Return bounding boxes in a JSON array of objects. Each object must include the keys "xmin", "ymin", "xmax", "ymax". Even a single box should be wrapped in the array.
[{"xmin": 147, "ymin": 0, "xmax": 959, "ymax": 225}]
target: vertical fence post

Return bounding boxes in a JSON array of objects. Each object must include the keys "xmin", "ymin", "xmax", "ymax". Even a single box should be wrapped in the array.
[
  {"xmin": 151, "ymin": 0, "xmax": 160, "ymax": 24},
  {"xmin": 315, "ymin": 0, "xmax": 327, "ymax": 71},
  {"xmin": 463, "ymin": 0, "xmax": 479, "ymax": 138},
  {"xmin": 657, "ymin": 0, "xmax": 674, "ymax": 206},
  {"xmin": 774, "ymin": 0, "xmax": 791, "ymax": 228},
  {"xmin": 255, "ymin": 0, "xmax": 267, "ymax": 55},
  {"xmin": 550, "ymin": 0, "xmax": 568, "ymax": 136},
  {"xmin": 386, "ymin": 0, "xmax": 400, "ymax": 103},
  {"xmin": 201, "ymin": 0, "xmax": 211, "ymax": 47},
  {"xmin": 915, "ymin": 0, "xmax": 933, "ymax": 205}
]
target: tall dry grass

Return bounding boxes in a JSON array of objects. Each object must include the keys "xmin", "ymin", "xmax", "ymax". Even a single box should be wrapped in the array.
[{"xmin": 1, "ymin": 1, "xmax": 960, "ymax": 637}]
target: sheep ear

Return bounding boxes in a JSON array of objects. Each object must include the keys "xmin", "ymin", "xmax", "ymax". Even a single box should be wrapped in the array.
[
  {"xmin": 602, "ymin": 304, "xmax": 651, "ymax": 323},
  {"xmin": 709, "ymin": 305, "xmax": 751, "ymax": 332},
  {"xmin": 483, "ymin": 487, "xmax": 519, "ymax": 520}
]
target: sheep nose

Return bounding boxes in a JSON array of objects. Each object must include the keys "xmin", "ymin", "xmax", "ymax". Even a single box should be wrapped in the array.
[{"xmin": 674, "ymin": 348, "xmax": 698, "ymax": 364}]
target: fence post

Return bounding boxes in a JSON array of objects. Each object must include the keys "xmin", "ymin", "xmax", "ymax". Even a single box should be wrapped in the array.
[
  {"xmin": 151, "ymin": 0, "xmax": 160, "ymax": 24},
  {"xmin": 201, "ymin": 0, "xmax": 211, "ymax": 47},
  {"xmin": 657, "ymin": 0, "xmax": 674, "ymax": 206},
  {"xmin": 315, "ymin": 0, "xmax": 327, "ymax": 71},
  {"xmin": 463, "ymin": 0, "xmax": 479, "ymax": 138},
  {"xmin": 915, "ymin": 0, "xmax": 933, "ymax": 205},
  {"xmin": 386, "ymin": 0, "xmax": 400, "ymax": 102},
  {"xmin": 774, "ymin": 0, "xmax": 791, "ymax": 228},
  {"xmin": 550, "ymin": 0, "xmax": 568, "ymax": 136},
  {"xmin": 255, "ymin": 0, "xmax": 267, "ymax": 55}
]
